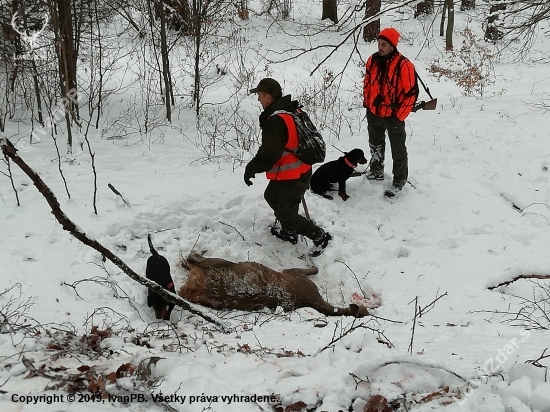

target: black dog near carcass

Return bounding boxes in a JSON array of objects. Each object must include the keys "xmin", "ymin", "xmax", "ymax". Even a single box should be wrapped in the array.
[
  {"xmin": 146, "ymin": 234, "xmax": 176, "ymax": 320},
  {"xmin": 310, "ymin": 148, "xmax": 368, "ymax": 201}
]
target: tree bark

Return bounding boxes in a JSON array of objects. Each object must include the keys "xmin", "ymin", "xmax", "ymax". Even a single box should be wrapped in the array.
[
  {"xmin": 485, "ymin": 3, "xmax": 506, "ymax": 41},
  {"xmin": 460, "ymin": 0, "xmax": 475, "ymax": 11},
  {"xmin": 415, "ymin": 0, "xmax": 434, "ymax": 18},
  {"xmin": 440, "ymin": 0, "xmax": 447, "ymax": 37},
  {"xmin": 445, "ymin": 0, "xmax": 454, "ymax": 51},
  {"xmin": 192, "ymin": 0, "xmax": 201, "ymax": 115},
  {"xmin": 322, "ymin": 0, "xmax": 338, "ymax": 24},
  {"xmin": 19, "ymin": 1, "xmax": 45, "ymax": 128},
  {"xmin": 158, "ymin": 0, "xmax": 173, "ymax": 123},
  {"xmin": 363, "ymin": 0, "xmax": 381, "ymax": 43},
  {"xmin": 48, "ymin": 0, "xmax": 78, "ymax": 154}
]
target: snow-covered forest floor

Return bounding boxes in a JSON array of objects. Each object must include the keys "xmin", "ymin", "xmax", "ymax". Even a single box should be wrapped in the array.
[{"xmin": 1, "ymin": 1, "xmax": 550, "ymax": 411}]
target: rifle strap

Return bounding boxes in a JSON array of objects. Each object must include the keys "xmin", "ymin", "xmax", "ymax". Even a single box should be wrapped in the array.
[{"xmin": 416, "ymin": 72, "xmax": 434, "ymax": 100}]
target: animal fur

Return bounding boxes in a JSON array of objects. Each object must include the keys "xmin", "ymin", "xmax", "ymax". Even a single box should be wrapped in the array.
[
  {"xmin": 146, "ymin": 234, "xmax": 176, "ymax": 320},
  {"xmin": 179, "ymin": 252, "xmax": 368, "ymax": 317},
  {"xmin": 310, "ymin": 148, "xmax": 368, "ymax": 201}
]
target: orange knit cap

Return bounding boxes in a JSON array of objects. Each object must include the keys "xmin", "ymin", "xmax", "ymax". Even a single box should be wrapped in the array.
[{"xmin": 378, "ymin": 27, "xmax": 400, "ymax": 47}]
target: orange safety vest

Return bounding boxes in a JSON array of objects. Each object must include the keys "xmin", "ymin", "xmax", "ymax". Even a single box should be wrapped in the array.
[
  {"xmin": 266, "ymin": 113, "xmax": 311, "ymax": 180},
  {"xmin": 363, "ymin": 53, "xmax": 416, "ymax": 121}
]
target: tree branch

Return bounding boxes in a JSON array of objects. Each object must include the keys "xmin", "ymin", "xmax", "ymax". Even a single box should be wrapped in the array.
[{"xmin": 488, "ymin": 274, "xmax": 550, "ymax": 290}]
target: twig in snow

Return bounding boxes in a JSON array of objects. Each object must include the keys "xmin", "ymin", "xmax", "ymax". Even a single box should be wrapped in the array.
[
  {"xmin": 488, "ymin": 274, "xmax": 550, "ymax": 290},
  {"xmin": 215, "ymin": 219, "xmax": 245, "ymax": 241},
  {"xmin": 408, "ymin": 296, "xmax": 419, "ymax": 355},
  {"xmin": 334, "ymin": 259, "xmax": 368, "ymax": 298},
  {"xmin": 349, "ymin": 372, "xmax": 369, "ymax": 390},
  {"xmin": 521, "ymin": 212, "xmax": 550, "ymax": 225},
  {"xmin": 1, "ymin": 156, "xmax": 20, "ymax": 206},
  {"xmin": 481, "ymin": 279, "xmax": 550, "ymax": 331},
  {"xmin": 408, "ymin": 291, "xmax": 447, "ymax": 354},
  {"xmin": 417, "ymin": 290, "xmax": 448, "ymax": 318},
  {"xmin": 50, "ymin": 130, "xmax": 71, "ymax": 199},
  {"xmin": 520, "ymin": 202, "xmax": 550, "ymax": 212},
  {"xmin": 108, "ymin": 183, "xmax": 130, "ymax": 207},
  {"xmin": 317, "ymin": 319, "xmax": 394, "ymax": 354},
  {"xmin": 525, "ymin": 347, "xmax": 549, "ymax": 382},
  {"xmin": 83, "ymin": 135, "xmax": 98, "ymax": 215},
  {"xmin": 368, "ymin": 313, "xmax": 403, "ymax": 324}
]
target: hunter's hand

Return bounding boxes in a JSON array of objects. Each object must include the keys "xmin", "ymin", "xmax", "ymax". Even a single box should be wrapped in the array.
[{"xmin": 244, "ymin": 171, "xmax": 255, "ymax": 186}]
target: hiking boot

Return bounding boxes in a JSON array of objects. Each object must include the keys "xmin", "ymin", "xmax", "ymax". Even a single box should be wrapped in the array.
[
  {"xmin": 366, "ymin": 169, "xmax": 384, "ymax": 181},
  {"xmin": 384, "ymin": 184, "xmax": 403, "ymax": 199},
  {"xmin": 310, "ymin": 230, "xmax": 332, "ymax": 257},
  {"xmin": 270, "ymin": 227, "xmax": 298, "ymax": 245}
]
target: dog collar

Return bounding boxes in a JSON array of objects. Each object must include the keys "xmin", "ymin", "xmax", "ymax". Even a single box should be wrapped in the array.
[{"xmin": 344, "ymin": 158, "xmax": 357, "ymax": 169}]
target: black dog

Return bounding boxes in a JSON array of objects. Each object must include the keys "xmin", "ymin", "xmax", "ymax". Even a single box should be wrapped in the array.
[
  {"xmin": 310, "ymin": 148, "xmax": 368, "ymax": 201},
  {"xmin": 146, "ymin": 234, "xmax": 176, "ymax": 320}
]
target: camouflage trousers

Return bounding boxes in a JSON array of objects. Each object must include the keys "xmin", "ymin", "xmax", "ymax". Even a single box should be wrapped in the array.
[
  {"xmin": 366, "ymin": 110, "xmax": 408, "ymax": 187},
  {"xmin": 264, "ymin": 171, "xmax": 323, "ymax": 240}
]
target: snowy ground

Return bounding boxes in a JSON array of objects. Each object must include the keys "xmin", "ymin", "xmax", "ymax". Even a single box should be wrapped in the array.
[{"xmin": 1, "ymin": 1, "xmax": 550, "ymax": 411}]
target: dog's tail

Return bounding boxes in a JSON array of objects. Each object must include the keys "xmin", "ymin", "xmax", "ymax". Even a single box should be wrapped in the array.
[{"xmin": 147, "ymin": 233, "xmax": 159, "ymax": 256}]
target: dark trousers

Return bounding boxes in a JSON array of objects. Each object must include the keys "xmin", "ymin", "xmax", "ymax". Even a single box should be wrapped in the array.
[
  {"xmin": 264, "ymin": 171, "xmax": 322, "ymax": 240},
  {"xmin": 366, "ymin": 110, "xmax": 408, "ymax": 186}
]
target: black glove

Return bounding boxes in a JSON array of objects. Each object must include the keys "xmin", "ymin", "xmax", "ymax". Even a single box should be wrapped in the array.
[{"xmin": 244, "ymin": 171, "xmax": 255, "ymax": 186}]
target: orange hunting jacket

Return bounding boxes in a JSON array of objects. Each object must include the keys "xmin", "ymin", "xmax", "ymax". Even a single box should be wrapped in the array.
[
  {"xmin": 266, "ymin": 114, "xmax": 311, "ymax": 180},
  {"xmin": 363, "ymin": 51, "xmax": 416, "ymax": 121}
]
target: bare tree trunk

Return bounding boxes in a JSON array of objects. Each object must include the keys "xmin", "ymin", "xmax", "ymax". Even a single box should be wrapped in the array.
[
  {"xmin": 321, "ymin": 0, "xmax": 338, "ymax": 24},
  {"xmin": 485, "ymin": 3, "xmax": 506, "ymax": 42},
  {"xmin": 363, "ymin": 0, "xmax": 381, "ymax": 43},
  {"xmin": 445, "ymin": 0, "xmax": 454, "ymax": 51},
  {"xmin": 191, "ymin": 0, "xmax": 202, "ymax": 115},
  {"xmin": 440, "ymin": 0, "xmax": 447, "ymax": 37},
  {"xmin": 48, "ymin": 0, "xmax": 78, "ymax": 154},
  {"xmin": 193, "ymin": 21, "xmax": 201, "ymax": 116},
  {"xmin": 415, "ymin": 0, "xmax": 434, "ymax": 18},
  {"xmin": 20, "ymin": 1, "xmax": 44, "ymax": 127},
  {"xmin": 4, "ymin": 0, "xmax": 24, "ymax": 92},
  {"xmin": 460, "ymin": 0, "xmax": 475, "ymax": 11},
  {"xmin": 237, "ymin": 0, "xmax": 248, "ymax": 20},
  {"xmin": 93, "ymin": 0, "xmax": 103, "ymax": 129},
  {"xmin": 158, "ymin": 0, "xmax": 173, "ymax": 123}
]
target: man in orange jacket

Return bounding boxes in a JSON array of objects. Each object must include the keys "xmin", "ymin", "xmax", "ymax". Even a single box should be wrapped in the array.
[
  {"xmin": 245, "ymin": 78, "xmax": 331, "ymax": 256},
  {"xmin": 363, "ymin": 27, "xmax": 418, "ymax": 198}
]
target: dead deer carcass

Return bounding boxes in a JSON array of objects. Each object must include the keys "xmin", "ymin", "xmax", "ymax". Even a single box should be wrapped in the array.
[{"xmin": 179, "ymin": 252, "xmax": 368, "ymax": 317}]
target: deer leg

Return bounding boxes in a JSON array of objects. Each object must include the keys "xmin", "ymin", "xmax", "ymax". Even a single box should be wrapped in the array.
[
  {"xmin": 290, "ymin": 279, "xmax": 354, "ymax": 317},
  {"xmin": 311, "ymin": 302, "xmax": 369, "ymax": 317},
  {"xmin": 186, "ymin": 252, "xmax": 236, "ymax": 269},
  {"xmin": 302, "ymin": 289, "xmax": 369, "ymax": 317}
]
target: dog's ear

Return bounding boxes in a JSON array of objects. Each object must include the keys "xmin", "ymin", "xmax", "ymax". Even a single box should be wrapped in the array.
[
  {"xmin": 346, "ymin": 148, "xmax": 361, "ymax": 160},
  {"xmin": 352, "ymin": 149, "xmax": 367, "ymax": 164}
]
